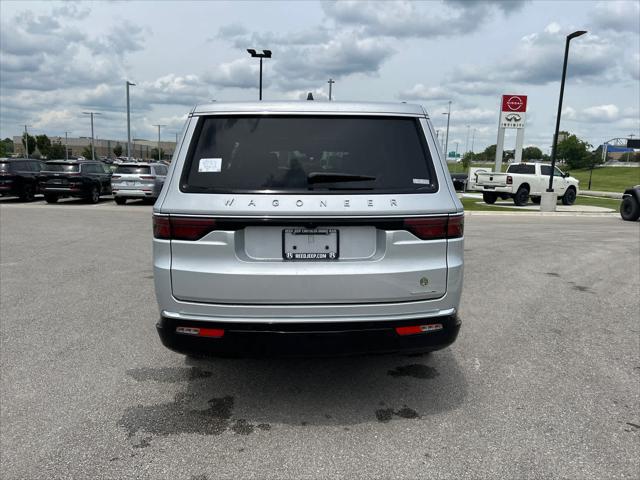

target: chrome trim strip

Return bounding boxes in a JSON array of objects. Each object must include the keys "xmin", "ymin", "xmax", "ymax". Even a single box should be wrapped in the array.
[{"xmin": 161, "ymin": 307, "xmax": 456, "ymax": 324}]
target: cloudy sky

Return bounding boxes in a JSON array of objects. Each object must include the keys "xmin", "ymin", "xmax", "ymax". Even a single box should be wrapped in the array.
[{"xmin": 1, "ymin": 0, "xmax": 638, "ymax": 153}]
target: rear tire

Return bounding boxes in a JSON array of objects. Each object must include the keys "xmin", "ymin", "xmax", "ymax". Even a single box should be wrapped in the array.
[
  {"xmin": 88, "ymin": 185, "xmax": 100, "ymax": 204},
  {"xmin": 114, "ymin": 197, "xmax": 127, "ymax": 205},
  {"xmin": 19, "ymin": 184, "xmax": 35, "ymax": 202},
  {"xmin": 620, "ymin": 196, "xmax": 640, "ymax": 221},
  {"xmin": 513, "ymin": 186, "xmax": 529, "ymax": 206},
  {"xmin": 531, "ymin": 196, "xmax": 541, "ymax": 205},
  {"xmin": 44, "ymin": 193, "xmax": 59, "ymax": 204},
  {"xmin": 483, "ymin": 192, "xmax": 498, "ymax": 204},
  {"xmin": 561, "ymin": 187, "xmax": 577, "ymax": 205}
]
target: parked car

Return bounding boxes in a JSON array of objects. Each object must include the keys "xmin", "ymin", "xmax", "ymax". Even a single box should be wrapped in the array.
[
  {"xmin": 474, "ymin": 163, "xmax": 579, "ymax": 206},
  {"xmin": 40, "ymin": 160, "xmax": 112, "ymax": 204},
  {"xmin": 153, "ymin": 101, "xmax": 464, "ymax": 357},
  {"xmin": 620, "ymin": 186, "xmax": 640, "ymax": 221},
  {"xmin": 111, "ymin": 162, "xmax": 167, "ymax": 205},
  {"xmin": 0, "ymin": 158, "xmax": 45, "ymax": 201},
  {"xmin": 450, "ymin": 173, "xmax": 468, "ymax": 191}
]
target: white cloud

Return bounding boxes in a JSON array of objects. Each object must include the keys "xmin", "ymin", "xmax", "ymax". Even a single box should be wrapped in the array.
[
  {"xmin": 582, "ymin": 104, "xmax": 619, "ymax": 121},
  {"xmin": 397, "ymin": 84, "xmax": 451, "ymax": 101}
]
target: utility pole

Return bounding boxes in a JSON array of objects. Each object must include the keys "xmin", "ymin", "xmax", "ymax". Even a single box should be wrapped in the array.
[
  {"xmin": 247, "ymin": 49, "xmax": 272, "ymax": 100},
  {"xmin": 82, "ymin": 111, "xmax": 102, "ymax": 160},
  {"xmin": 327, "ymin": 78, "xmax": 335, "ymax": 101},
  {"xmin": 126, "ymin": 81, "xmax": 135, "ymax": 161},
  {"xmin": 64, "ymin": 131, "xmax": 71, "ymax": 160},
  {"xmin": 442, "ymin": 101, "xmax": 452, "ymax": 160},
  {"xmin": 152, "ymin": 124, "xmax": 166, "ymax": 162}
]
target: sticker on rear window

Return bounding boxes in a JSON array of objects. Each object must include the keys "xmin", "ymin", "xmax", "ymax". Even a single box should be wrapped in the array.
[
  {"xmin": 413, "ymin": 178, "xmax": 430, "ymax": 185},
  {"xmin": 198, "ymin": 158, "xmax": 222, "ymax": 173}
]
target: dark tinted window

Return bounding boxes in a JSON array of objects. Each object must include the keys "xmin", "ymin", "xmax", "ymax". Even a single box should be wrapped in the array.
[
  {"xmin": 540, "ymin": 165, "xmax": 551, "ymax": 176},
  {"xmin": 115, "ymin": 165, "xmax": 151, "ymax": 175},
  {"xmin": 44, "ymin": 163, "xmax": 80, "ymax": 173},
  {"xmin": 154, "ymin": 165, "xmax": 167, "ymax": 175},
  {"xmin": 181, "ymin": 116, "xmax": 436, "ymax": 194},
  {"xmin": 30, "ymin": 161, "xmax": 42, "ymax": 171},
  {"xmin": 507, "ymin": 164, "xmax": 535, "ymax": 174}
]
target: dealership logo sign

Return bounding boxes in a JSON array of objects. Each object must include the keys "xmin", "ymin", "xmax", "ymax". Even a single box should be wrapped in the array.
[{"xmin": 501, "ymin": 95, "xmax": 527, "ymax": 113}]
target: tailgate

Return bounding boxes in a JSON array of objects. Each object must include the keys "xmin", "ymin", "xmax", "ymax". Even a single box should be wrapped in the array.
[{"xmin": 476, "ymin": 172, "xmax": 507, "ymax": 187}]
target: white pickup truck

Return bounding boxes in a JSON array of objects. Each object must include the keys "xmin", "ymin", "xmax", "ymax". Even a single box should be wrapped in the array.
[{"xmin": 474, "ymin": 163, "xmax": 579, "ymax": 206}]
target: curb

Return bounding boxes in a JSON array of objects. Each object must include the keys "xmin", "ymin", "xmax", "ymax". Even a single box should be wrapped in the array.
[{"xmin": 464, "ymin": 210, "xmax": 618, "ymax": 217}]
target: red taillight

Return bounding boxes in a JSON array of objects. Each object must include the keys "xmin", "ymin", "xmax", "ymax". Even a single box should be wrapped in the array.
[
  {"xmin": 403, "ymin": 215, "xmax": 463, "ymax": 240},
  {"xmin": 395, "ymin": 324, "xmax": 444, "ymax": 336},
  {"xmin": 140, "ymin": 175, "xmax": 156, "ymax": 180},
  {"xmin": 506, "ymin": 175, "xmax": 513, "ymax": 185},
  {"xmin": 176, "ymin": 326, "xmax": 224, "ymax": 338},
  {"xmin": 153, "ymin": 216, "xmax": 217, "ymax": 241}
]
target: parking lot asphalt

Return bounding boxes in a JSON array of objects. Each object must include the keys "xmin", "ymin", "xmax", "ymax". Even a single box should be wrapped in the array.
[{"xmin": 1, "ymin": 200, "xmax": 639, "ymax": 479}]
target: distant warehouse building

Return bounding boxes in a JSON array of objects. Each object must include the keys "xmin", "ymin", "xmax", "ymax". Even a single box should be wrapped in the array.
[{"xmin": 12, "ymin": 136, "xmax": 177, "ymax": 161}]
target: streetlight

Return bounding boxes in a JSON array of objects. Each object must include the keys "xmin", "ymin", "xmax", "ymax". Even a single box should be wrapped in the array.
[
  {"xmin": 152, "ymin": 124, "xmax": 166, "ymax": 162},
  {"xmin": 327, "ymin": 78, "xmax": 335, "ymax": 101},
  {"xmin": 464, "ymin": 125, "xmax": 471, "ymax": 154},
  {"xmin": 471, "ymin": 128, "xmax": 477, "ymax": 153},
  {"xmin": 247, "ymin": 49, "xmax": 272, "ymax": 100},
  {"xmin": 126, "ymin": 81, "xmax": 135, "ymax": 161},
  {"xmin": 64, "ymin": 131, "xmax": 71, "ymax": 160},
  {"xmin": 442, "ymin": 100, "xmax": 452, "ymax": 160},
  {"xmin": 82, "ymin": 111, "xmax": 102, "ymax": 160},
  {"xmin": 22, "ymin": 124, "xmax": 32, "ymax": 158},
  {"xmin": 547, "ymin": 30, "xmax": 587, "ymax": 194}
]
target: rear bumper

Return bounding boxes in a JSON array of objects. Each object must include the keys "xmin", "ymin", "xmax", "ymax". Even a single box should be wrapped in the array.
[
  {"xmin": 113, "ymin": 188, "xmax": 156, "ymax": 198},
  {"xmin": 156, "ymin": 313, "xmax": 461, "ymax": 357}
]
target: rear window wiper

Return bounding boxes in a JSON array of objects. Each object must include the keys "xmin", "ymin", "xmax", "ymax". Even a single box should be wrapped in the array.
[{"xmin": 307, "ymin": 172, "xmax": 376, "ymax": 184}]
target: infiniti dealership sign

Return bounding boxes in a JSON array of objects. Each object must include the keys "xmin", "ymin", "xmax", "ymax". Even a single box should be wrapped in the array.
[{"xmin": 495, "ymin": 94, "xmax": 528, "ymax": 169}]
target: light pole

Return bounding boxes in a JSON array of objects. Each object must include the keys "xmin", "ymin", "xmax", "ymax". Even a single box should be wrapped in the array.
[
  {"xmin": 547, "ymin": 30, "xmax": 587, "ymax": 193},
  {"xmin": 327, "ymin": 78, "xmax": 335, "ymax": 101},
  {"xmin": 471, "ymin": 128, "xmax": 476, "ymax": 153},
  {"xmin": 23, "ymin": 124, "xmax": 31, "ymax": 158},
  {"xmin": 152, "ymin": 124, "xmax": 166, "ymax": 162},
  {"xmin": 126, "ymin": 81, "xmax": 135, "ymax": 161},
  {"xmin": 82, "ymin": 111, "xmax": 102, "ymax": 160},
  {"xmin": 464, "ymin": 125, "xmax": 471, "ymax": 154},
  {"xmin": 442, "ymin": 101, "xmax": 452, "ymax": 160},
  {"xmin": 64, "ymin": 131, "xmax": 71, "ymax": 160},
  {"xmin": 247, "ymin": 49, "xmax": 272, "ymax": 100}
]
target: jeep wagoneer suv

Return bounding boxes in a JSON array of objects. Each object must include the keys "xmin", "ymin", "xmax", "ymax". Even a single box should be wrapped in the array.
[{"xmin": 153, "ymin": 101, "xmax": 464, "ymax": 356}]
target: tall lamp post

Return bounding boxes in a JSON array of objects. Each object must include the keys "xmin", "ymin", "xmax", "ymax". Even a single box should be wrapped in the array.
[
  {"xmin": 64, "ymin": 131, "xmax": 71, "ymax": 160},
  {"xmin": 126, "ymin": 81, "xmax": 135, "ymax": 161},
  {"xmin": 471, "ymin": 128, "xmax": 476, "ymax": 153},
  {"xmin": 247, "ymin": 49, "xmax": 272, "ymax": 100},
  {"xmin": 547, "ymin": 30, "xmax": 587, "ymax": 194},
  {"xmin": 442, "ymin": 101, "xmax": 452, "ymax": 160},
  {"xmin": 152, "ymin": 124, "xmax": 166, "ymax": 162},
  {"xmin": 82, "ymin": 111, "xmax": 102, "ymax": 160},
  {"xmin": 464, "ymin": 125, "xmax": 471, "ymax": 154},
  {"xmin": 22, "ymin": 124, "xmax": 31, "ymax": 158},
  {"xmin": 327, "ymin": 78, "xmax": 335, "ymax": 100}
]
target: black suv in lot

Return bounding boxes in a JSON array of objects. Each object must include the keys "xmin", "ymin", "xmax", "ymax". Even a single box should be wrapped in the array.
[
  {"xmin": 0, "ymin": 158, "xmax": 45, "ymax": 201},
  {"xmin": 40, "ymin": 160, "xmax": 112, "ymax": 203}
]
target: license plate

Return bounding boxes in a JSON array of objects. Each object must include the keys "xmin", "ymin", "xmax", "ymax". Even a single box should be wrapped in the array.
[{"xmin": 282, "ymin": 228, "xmax": 339, "ymax": 260}]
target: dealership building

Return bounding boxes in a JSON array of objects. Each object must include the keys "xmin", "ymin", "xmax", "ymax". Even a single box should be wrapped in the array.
[{"xmin": 12, "ymin": 136, "xmax": 177, "ymax": 161}]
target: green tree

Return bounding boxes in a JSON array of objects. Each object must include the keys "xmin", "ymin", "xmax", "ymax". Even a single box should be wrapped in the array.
[
  {"xmin": 150, "ymin": 147, "xmax": 165, "ymax": 161},
  {"xmin": 81, "ymin": 145, "xmax": 95, "ymax": 159},
  {"xmin": 35, "ymin": 134, "xmax": 52, "ymax": 158},
  {"xmin": 113, "ymin": 143, "xmax": 123, "ymax": 157},
  {"xmin": 22, "ymin": 133, "xmax": 36, "ymax": 157},
  {"xmin": 522, "ymin": 146, "xmax": 543, "ymax": 161},
  {"xmin": 461, "ymin": 151, "xmax": 473, "ymax": 169},
  {"xmin": 49, "ymin": 141, "xmax": 66, "ymax": 159},
  {"xmin": 1, "ymin": 138, "xmax": 14, "ymax": 156},
  {"xmin": 556, "ymin": 133, "xmax": 592, "ymax": 169}
]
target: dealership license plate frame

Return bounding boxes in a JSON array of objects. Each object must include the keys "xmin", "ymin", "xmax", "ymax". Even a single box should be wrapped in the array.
[{"xmin": 282, "ymin": 228, "xmax": 339, "ymax": 261}]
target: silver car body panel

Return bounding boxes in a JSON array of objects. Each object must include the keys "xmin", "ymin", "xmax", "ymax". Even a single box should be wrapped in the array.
[
  {"xmin": 154, "ymin": 101, "xmax": 463, "ymax": 323},
  {"xmin": 112, "ymin": 163, "xmax": 166, "ymax": 198}
]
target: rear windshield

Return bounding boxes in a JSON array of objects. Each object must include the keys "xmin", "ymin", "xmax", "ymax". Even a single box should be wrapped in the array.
[
  {"xmin": 115, "ymin": 165, "xmax": 151, "ymax": 175},
  {"xmin": 181, "ymin": 115, "xmax": 437, "ymax": 194},
  {"xmin": 44, "ymin": 163, "xmax": 79, "ymax": 173},
  {"xmin": 0, "ymin": 162, "xmax": 9, "ymax": 172},
  {"xmin": 507, "ymin": 164, "xmax": 535, "ymax": 174}
]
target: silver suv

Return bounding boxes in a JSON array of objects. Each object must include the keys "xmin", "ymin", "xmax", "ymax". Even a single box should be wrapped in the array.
[
  {"xmin": 111, "ymin": 162, "xmax": 167, "ymax": 204},
  {"xmin": 153, "ymin": 101, "xmax": 464, "ymax": 356}
]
